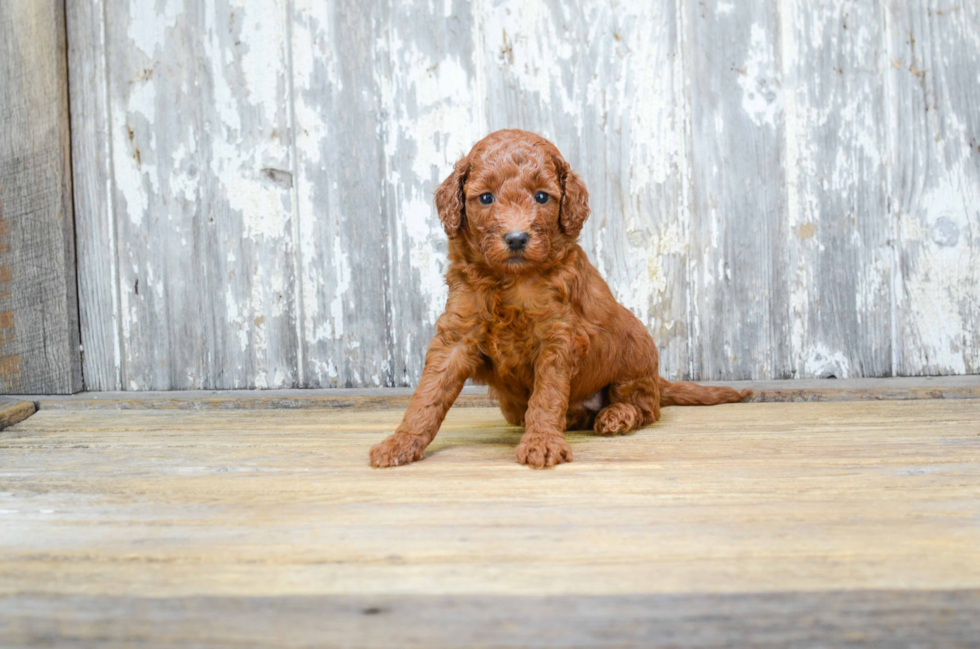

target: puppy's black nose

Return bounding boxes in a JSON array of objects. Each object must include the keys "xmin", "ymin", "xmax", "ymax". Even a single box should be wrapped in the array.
[{"xmin": 504, "ymin": 231, "xmax": 529, "ymax": 251}]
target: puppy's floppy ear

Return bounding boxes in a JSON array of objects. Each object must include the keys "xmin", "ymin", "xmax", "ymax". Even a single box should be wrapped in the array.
[
  {"xmin": 434, "ymin": 156, "xmax": 469, "ymax": 238},
  {"xmin": 553, "ymin": 155, "xmax": 590, "ymax": 238}
]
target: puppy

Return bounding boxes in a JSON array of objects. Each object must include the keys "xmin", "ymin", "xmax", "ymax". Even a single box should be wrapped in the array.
[{"xmin": 371, "ymin": 129, "xmax": 749, "ymax": 469}]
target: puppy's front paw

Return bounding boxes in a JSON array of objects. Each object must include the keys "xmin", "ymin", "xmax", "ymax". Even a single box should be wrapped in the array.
[
  {"xmin": 370, "ymin": 433, "xmax": 428, "ymax": 468},
  {"xmin": 515, "ymin": 433, "xmax": 572, "ymax": 469}
]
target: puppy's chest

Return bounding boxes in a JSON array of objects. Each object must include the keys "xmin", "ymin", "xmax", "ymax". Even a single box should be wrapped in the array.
[{"xmin": 480, "ymin": 285, "xmax": 562, "ymax": 376}]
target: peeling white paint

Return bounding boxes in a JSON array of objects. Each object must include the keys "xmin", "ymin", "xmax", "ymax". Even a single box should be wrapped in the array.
[
  {"xmin": 482, "ymin": 3, "xmax": 574, "ymax": 102},
  {"xmin": 128, "ymin": 77, "xmax": 156, "ymax": 124},
  {"xmin": 622, "ymin": 221, "xmax": 686, "ymax": 316},
  {"xmin": 738, "ymin": 23, "xmax": 782, "ymax": 127},
  {"xmin": 377, "ymin": 11, "xmax": 489, "ymax": 380},
  {"xmin": 897, "ymin": 168, "xmax": 979, "ymax": 375},
  {"xmin": 126, "ymin": 0, "xmax": 182, "ymax": 58},
  {"xmin": 77, "ymin": 0, "xmax": 980, "ymax": 390},
  {"xmin": 238, "ymin": 3, "xmax": 286, "ymax": 103},
  {"xmin": 623, "ymin": 3, "xmax": 678, "ymax": 194},
  {"xmin": 804, "ymin": 343, "xmax": 852, "ymax": 378},
  {"xmin": 780, "ymin": 0, "xmax": 808, "ymax": 375},
  {"xmin": 398, "ymin": 193, "xmax": 448, "ymax": 325},
  {"xmin": 328, "ymin": 231, "xmax": 350, "ymax": 340}
]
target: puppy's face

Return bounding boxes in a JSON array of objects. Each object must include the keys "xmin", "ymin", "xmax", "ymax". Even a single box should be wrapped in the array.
[
  {"xmin": 462, "ymin": 150, "xmax": 563, "ymax": 273},
  {"xmin": 436, "ymin": 130, "xmax": 590, "ymax": 276}
]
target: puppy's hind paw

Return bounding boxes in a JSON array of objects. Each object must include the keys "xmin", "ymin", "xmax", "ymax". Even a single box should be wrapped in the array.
[{"xmin": 593, "ymin": 403, "xmax": 641, "ymax": 435}]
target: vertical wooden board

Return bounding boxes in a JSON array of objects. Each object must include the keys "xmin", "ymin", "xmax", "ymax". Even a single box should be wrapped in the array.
[
  {"xmin": 0, "ymin": 1, "xmax": 82, "ymax": 394},
  {"xmin": 291, "ymin": 0, "xmax": 390, "ymax": 387},
  {"xmin": 683, "ymin": 0, "xmax": 792, "ymax": 380},
  {"xmin": 103, "ymin": 0, "xmax": 299, "ymax": 389},
  {"xmin": 886, "ymin": 1, "xmax": 980, "ymax": 376},
  {"xmin": 67, "ymin": 0, "xmax": 123, "ymax": 391},
  {"xmin": 374, "ymin": 0, "xmax": 489, "ymax": 385},
  {"xmin": 476, "ymin": 0, "xmax": 694, "ymax": 380},
  {"xmin": 103, "ymin": 0, "xmax": 202, "ymax": 389},
  {"xmin": 200, "ymin": 1, "xmax": 299, "ymax": 389},
  {"xmin": 780, "ymin": 0, "xmax": 892, "ymax": 378}
]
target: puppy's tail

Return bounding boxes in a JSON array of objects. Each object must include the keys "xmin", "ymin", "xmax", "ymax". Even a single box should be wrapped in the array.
[{"xmin": 657, "ymin": 376, "xmax": 751, "ymax": 407}]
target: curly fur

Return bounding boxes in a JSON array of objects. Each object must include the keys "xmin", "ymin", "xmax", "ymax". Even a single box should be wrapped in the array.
[{"xmin": 370, "ymin": 130, "xmax": 749, "ymax": 469}]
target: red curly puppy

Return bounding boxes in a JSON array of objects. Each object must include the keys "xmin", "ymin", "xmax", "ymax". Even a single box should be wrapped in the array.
[{"xmin": 371, "ymin": 129, "xmax": 749, "ymax": 469}]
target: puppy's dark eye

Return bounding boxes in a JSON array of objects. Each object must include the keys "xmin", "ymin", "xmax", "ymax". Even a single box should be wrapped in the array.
[
  {"xmin": 479, "ymin": 193, "xmax": 494, "ymax": 205},
  {"xmin": 534, "ymin": 191, "xmax": 549, "ymax": 204}
]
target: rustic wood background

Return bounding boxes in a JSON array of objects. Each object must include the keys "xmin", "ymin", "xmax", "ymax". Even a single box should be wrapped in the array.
[
  {"xmin": 0, "ymin": 0, "xmax": 82, "ymax": 394},
  {"xmin": 65, "ymin": 0, "xmax": 979, "ymax": 391}
]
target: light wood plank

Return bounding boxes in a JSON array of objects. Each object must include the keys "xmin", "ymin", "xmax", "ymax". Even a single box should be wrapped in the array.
[
  {"xmin": 90, "ymin": 2, "xmax": 302, "ymax": 390},
  {"xmin": 886, "ymin": 1, "xmax": 980, "ymax": 375},
  {"xmin": 102, "ymin": 0, "xmax": 203, "ymax": 389},
  {"xmin": 1, "ymin": 400, "xmax": 979, "ymax": 599},
  {"xmin": 3, "ymin": 590, "xmax": 979, "ymax": 648},
  {"xmin": 3, "ymin": 399, "xmax": 979, "ymax": 643},
  {"xmin": 199, "ymin": 1, "xmax": 300, "ymax": 390},
  {"xmin": 67, "ymin": 0, "xmax": 122, "ymax": 391},
  {"xmin": 0, "ymin": 1, "xmax": 82, "ymax": 394},
  {"xmin": 684, "ymin": 0, "xmax": 792, "ymax": 380},
  {"xmin": 781, "ymin": 0, "xmax": 893, "ymax": 378},
  {"xmin": 290, "ymin": 0, "xmax": 392, "ymax": 388}
]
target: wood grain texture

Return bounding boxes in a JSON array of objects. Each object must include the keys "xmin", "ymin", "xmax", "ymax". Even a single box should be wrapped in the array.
[
  {"xmin": 67, "ymin": 0, "xmax": 122, "ymax": 392},
  {"xmin": 1, "ymin": 400, "xmax": 979, "ymax": 644},
  {"xmin": 2, "ymin": 401, "xmax": 980, "ymax": 597},
  {"xmin": 885, "ymin": 0, "xmax": 980, "ymax": 376},
  {"xmin": 375, "ymin": 0, "xmax": 483, "ymax": 386},
  {"xmin": 685, "ymin": 0, "xmax": 792, "ymax": 380},
  {"xmin": 105, "ymin": 1, "xmax": 300, "ymax": 390},
  {"xmin": 3, "ymin": 590, "xmax": 979, "ymax": 647},
  {"xmin": 66, "ymin": 0, "xmax": 980, "ymax": 390},
  {"xmin": 0, "ymin": 398, "xmax": 35, "ymax": 430},
  {"xmin": 11, "ymin": 375, "xmax": 980, "ymax": 411},
  {"xmin": 292, "ymin": 0, "xmax": 392, "ymax": 388},
  {"xmin": 781, "ymin": 0, "xmax": 893, "ymax": 379},
  {"xmin": 0, "ymin": 1, "xmax": 82, "ymax": 394}
]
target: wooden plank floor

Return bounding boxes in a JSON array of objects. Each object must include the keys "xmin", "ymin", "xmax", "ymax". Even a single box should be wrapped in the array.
[{"xmin": 2, "ymin": 400, "xmax": 980, "ymax": 646}]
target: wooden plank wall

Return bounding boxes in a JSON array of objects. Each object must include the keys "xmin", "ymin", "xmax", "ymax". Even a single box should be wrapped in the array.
[
  {"xmin": 67, "ymin": 0, "xmax": 980, "ymax": 391},
  {"xmin": 0, "ymin": 1, "xmax": 82, "ymax": 394}
]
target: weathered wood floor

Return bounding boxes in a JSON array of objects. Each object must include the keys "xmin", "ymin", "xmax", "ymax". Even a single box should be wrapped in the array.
[{"xmin": 2, "ymin": 400, "xmax": 980, "ymax": 647}]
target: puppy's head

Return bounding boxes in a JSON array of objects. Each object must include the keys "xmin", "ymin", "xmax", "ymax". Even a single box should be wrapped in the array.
[{"xmin": 435, "ymin": 130, "xmax": 590, "ymax": 275}]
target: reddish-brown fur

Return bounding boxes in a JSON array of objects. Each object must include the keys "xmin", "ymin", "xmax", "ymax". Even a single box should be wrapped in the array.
[{"xmin": 370, "ymin": 130, "xmax": 749, "ymax": 469}]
